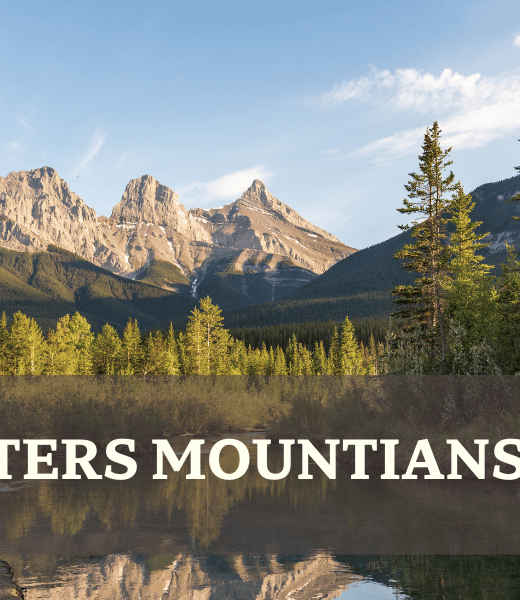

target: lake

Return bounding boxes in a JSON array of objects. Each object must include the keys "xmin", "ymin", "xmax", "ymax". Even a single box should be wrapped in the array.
[{"xmin": 1, "ymin": 433, "xmax": 520, "ymax": 599}]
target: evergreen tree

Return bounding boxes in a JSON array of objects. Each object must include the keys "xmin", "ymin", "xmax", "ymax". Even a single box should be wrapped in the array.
[
  {"xmin": 507, "ymin": 139, "xmax": 520, "ymax": 216},
  {"xmin": 495, "ymin": 245, "xmax": 520, "ymax": 372},
  {"xmin": 141, "ymin": 331, "xmax": 176, "ymax": 376},
  {"xmin": 164, "ymin": 324, "xmax": 181, "ymax": 375},
  {"xmin": 228, "ymin": 339, "xmax": 247, "ymax": 375},
  {"xmin": 445, "ymin": 183, "xmax": 497, "ymax": 352},
  {"xmin": 368, "ymin": 334, "xmax": 378, "ymax": 375},
  {"xmin": 312, "ymin": 341, "xmax": 328, "ymax": 375},
  {"xmin": 246, "ymin": 347, "xmax": 263, "ymax": 375},
  {"xmin": 286, "ymin": 334, "xmax": 301, "ymax": 375},
  {"xmin": 184, "ymin": 306, "xmax": 204, "ymax": 374},
  {"xmin": 339, "ymin": 316, "xmax": 364, "ymax": 374},
  {"xmin": 176, "ymin": 330, "xmax": 187, "ymax": 375},
  {"xmin": 8, "ymin": 311, "xmax": 45, "ymax": 375},
  {"xmin": 119, "ymin": 318, "xmax": 143, "ymax": 374},
  {"xmin": 329, "ymin": 327, "xmax": 341, "ymax": 374},
  {"xmin": 92, "ymin": 324, "xmax": 122, "ymax": 375},
  {"xmin": 448, "ymin": 183, "xmax": 491, "ymax": 281},
  {"xmin": 68, "ymin": 312, "xmax": 94, "ymax": 374},
  {"xmin": 299, "ymin": 343, "xmax": 313, "ymax": 375},
  {"xmin": 392, "ymin": 121, "xmax": 456, "ymax": 366},
  {"xmin": 259, "ymin": 343, "xmax": 270, "ymax": 375},
  {"xmin": 45, "ymin": 317, "xmax": 77, "ymax": 375},
  {"xmin": 272, "ymin": 346, "xmax": 288, "ymax": 375},
  {"xmin": 184, "ymin": 297, "xmax": 231, "ymax": 375}
]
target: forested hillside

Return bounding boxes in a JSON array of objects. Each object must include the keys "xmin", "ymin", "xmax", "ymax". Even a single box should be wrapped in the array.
[
  {"xmin": 216, "ymin": 173, "xmax": 520, "ymax": 328},
  {"xmin": 0, "ymin": 246, "xmax": 194, "ymax": 331}
]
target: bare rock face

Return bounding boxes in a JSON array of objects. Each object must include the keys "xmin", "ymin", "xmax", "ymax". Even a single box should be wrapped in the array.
[
  {"xmin": 111, "ymin": 176, "xmax": 210, "ymax": 242},
  {"xmin": 238, "ymin": 179, "xmax": 340, "ymax": 243},
  {"xmin": 0, "ymin": 168, "xmax": 357, "ymax": 304},
  {"xmin": 112, "ymin": 175, "xmax": 181, "ymax": 225},
  {"xmin": 197, "ymin": 180, "xmax": 353, "ymax": 275},
  {"xmin": 0, "ymin": 167, "xmax": 128, "ymax": 273}
]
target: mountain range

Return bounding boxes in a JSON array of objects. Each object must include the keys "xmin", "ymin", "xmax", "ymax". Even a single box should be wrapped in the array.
[
  {"xmin": 1, "ymin": 166, "xmax": 519, "ymax": 331},
  {"xmin": 0, "ymin": 167, "xmax": 354, "ymax": 329}
]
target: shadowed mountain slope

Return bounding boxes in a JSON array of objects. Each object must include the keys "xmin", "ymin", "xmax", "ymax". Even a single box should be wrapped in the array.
[{"xmin": 211, "ymin": 174, "xmax": 520, "ymax": 327}]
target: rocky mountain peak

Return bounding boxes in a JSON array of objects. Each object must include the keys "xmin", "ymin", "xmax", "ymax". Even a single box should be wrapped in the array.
[
  {"xmin": 7, "ymin": 166, "xmax": 67, "ymax": 195},
  {"xmin": 1, "ymin": 166, "xmax": 95, "ymax": 218},
  {"xmin": 238, "ymin": 179, "xmax": 272, "ymax": 207},
  {"xmin": 111, "ymin": 175, "xmax": 184, "ymax": 225},
  {"xmin": 235, "ymin": 180, "xmax": 342, "ymax": 244}
]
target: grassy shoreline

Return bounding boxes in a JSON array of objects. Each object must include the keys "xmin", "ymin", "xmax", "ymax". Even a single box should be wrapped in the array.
[{"xmin": 2, "ymin": 376, "xmax": 519, "ymax": 473}]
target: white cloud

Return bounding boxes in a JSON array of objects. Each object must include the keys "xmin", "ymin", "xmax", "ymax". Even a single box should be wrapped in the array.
[
  {"xmin": 179, "ymin": 165, "xmax": 274, "ymax": 205},
  {"xmin": 72, "ymin": 127, "xmax": 106, "ymax": 176},
  {"xmin": 312, "ymin": 67, "xmax": 520, "ymax": 162},
  {"xmin": 309, "ymin": 67, "xmax": 490, "ymax": 114},
  {"xmin": 514, "ymin": 33, "xmax": 520, "ymax": 47}
]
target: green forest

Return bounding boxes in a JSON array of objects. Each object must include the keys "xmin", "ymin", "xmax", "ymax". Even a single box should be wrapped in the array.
[
  {"xmin": 0, "ymin": 300, "xmax": 387, "ymax": 376},
  {"xmin": 1, "ymin": 122, "xmax": 520, "ymax": 376}
]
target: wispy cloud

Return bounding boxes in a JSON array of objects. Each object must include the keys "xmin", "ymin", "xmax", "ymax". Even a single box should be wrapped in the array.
[
  {"xmin": 312, "ymin": 67, "xmax": 520, "ymax": 162},
  {"xmin": 179, "ymin": 165, "xmax": 275, "ymax": 205},
  {"xmin": 305, "ymin": 67, "xmax": 395, "ymax": 109},
  {"xmin": 16, "ymin": 113, "xmax": 30, "ymax": 127},
  {"xmin": 514, "ymin": 33, "xmax": 520, "ymax": 47},
  {"xmin": 321, "ymin": 149, "xmax": 339, "ymax": 157},
  {"xmin": 8, "ymin": 141, "xmax": 24, "ymax": 152},
  {"xmin": 72, "ymin": 127, "xmax": 106, "ymax": 176},
  {"xmin": 114, "ymin": 144, "xmax": 133, "ymax": 169}
]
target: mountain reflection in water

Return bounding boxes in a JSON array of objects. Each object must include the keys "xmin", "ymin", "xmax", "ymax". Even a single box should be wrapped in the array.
[
  {"xmin": 1, "ymin": 435, "xmax": 520, "ymax": 598},
  {"xmin": 18, "ymin": 553, "xmax": 366, "ymax": 600}
]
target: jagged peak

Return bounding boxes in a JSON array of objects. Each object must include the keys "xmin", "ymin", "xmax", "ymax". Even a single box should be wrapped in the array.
[
  {"xmin": 129, "ymin": 173, "xmax": 157, "ymax": 184},
  {"xmin": 250, "ymin": 178, "xmax": 266, "ymax": 188},
  {"xmin": 7, "ymin": 165, "xmax": 60, "ymax": 181},
  {"xmin": 236, "ymin": 179, "xmax": 275, "ymax": 208},
  {"xmin": 112, "ymin": 174, "xmax": 185, "ymax": 225},
  {"xmin": 2, "ymin": 166, "xmax": 81, "ymax": 202},
  {"xmin": 121, "ymin": 174, "xmax": 177, "ymax": 197}
]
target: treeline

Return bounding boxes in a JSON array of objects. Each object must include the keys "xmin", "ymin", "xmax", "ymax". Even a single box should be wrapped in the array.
[
  {"xmin": 229, "ymin": 318, "xmax": 392, "ymax": 353},
  {"xmin": 0, "ymin": 298, "xmax": 386, "ymax": 376}
]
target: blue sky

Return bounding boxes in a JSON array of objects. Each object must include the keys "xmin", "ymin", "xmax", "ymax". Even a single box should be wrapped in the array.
[{"xmin": 1, "ymin": 0, "xmax": 520, "ymax": 249}]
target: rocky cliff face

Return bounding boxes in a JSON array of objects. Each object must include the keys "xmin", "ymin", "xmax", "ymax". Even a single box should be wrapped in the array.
[
  {"xmin": 0, "ymin": 168, "xmax": 356, "ymax": 307},
  {"xmin": 0, "ymin": 167, "xmax": 128, "ymax": 273}
]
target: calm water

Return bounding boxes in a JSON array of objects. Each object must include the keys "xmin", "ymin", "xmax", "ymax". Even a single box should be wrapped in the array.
[{"xmin": 1, "ymin": 434, "xmax": 520, "ymax": 599}]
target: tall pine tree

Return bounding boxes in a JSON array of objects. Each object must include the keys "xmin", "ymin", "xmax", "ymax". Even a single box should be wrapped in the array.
[{"xmin": 392, "ymin": 121, "xmax": 456, "ymax": 367}]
